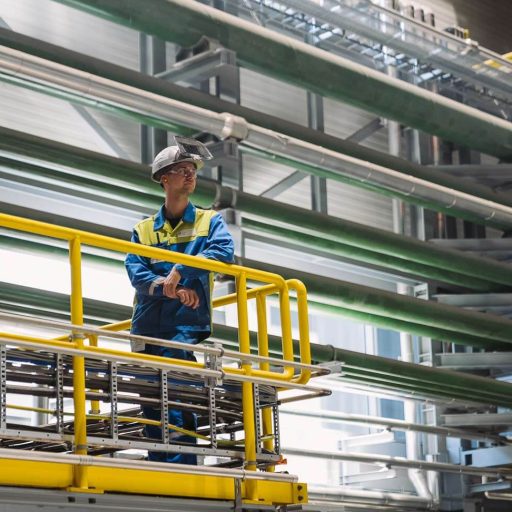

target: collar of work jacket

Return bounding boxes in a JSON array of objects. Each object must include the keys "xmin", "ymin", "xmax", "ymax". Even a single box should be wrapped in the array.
[{"xmin": 153, "ymin": 202, "xmax": 196, "ymax": 232}]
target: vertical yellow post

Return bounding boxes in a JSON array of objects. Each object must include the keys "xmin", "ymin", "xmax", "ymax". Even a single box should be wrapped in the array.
[
  {"xmin": 236, "ymin": 273, "xmax": 258, "ymax": 499},
  {"xmin": 88, "ymin": 334, "xmax": 101, "ymax": 415},
  {"xmin": 69, "ymin": 236, "xmax": 89, "ymax": 490},
  {"xmin": 256, "ymin": 293, "xmax": 275, "ymax": 471},
  {"xmin": 278, "ymin": 285, "xmax": 294, "ymax": 365}
]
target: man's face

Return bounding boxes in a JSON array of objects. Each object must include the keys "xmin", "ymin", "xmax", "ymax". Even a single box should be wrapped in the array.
[{"xmin": 161, "ymin": 161, "xmax": 197, "ymax": 195}]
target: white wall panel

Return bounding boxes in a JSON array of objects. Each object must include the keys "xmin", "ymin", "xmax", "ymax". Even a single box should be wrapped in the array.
[
  {"xmin": 324, "ymin": 97, "xmax": 394, "ymax": 231},
  {"xmin": 0, "ymin": 81, "xmax": 119, "ymax": 154},
  {"xmin": 241, "ymin": 152, "xmax": 312, "ymax": 210},
  {"xmin": 0, "ymin": 0, "xmax": 141, "ymax": 160},
  {"xmin": 240, "ymin": 68, "xmax": 308, "ymax": 126},
  {"xmin": 0, "ymin": 0, "xmax": 140, "ymax": 70}
]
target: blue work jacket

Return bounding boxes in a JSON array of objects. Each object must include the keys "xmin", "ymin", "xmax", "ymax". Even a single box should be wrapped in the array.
[{"xmin": 125, "ymin": 203, "xmax": 234, "ymax": 347}]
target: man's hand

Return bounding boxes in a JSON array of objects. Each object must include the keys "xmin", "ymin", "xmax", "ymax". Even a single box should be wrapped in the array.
[
  {"xmin": 163, "ymin": 267, "xmax": 181, "ymax": 298},
  {"xmin": 176, "ymin": 288, "xmax": 200, "ymax": 309}
]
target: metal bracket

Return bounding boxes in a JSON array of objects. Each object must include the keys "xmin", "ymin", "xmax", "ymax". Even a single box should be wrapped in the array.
[
  {"xmin": 234, "ymin": 478, "xmax": 243, "ymax": 512},
  {"xmin": 204, "ymin": 343, "xmax": 224, "ymax": 388},
  {"xmin": 273, "ymin": 404, "xmax": 281, "ymax": 455},
  {"xmin": 161, "ymin": 370, "xmax": 169, "ymax": 445},
  {"xmin": 254, "ymin": 384, "xmax": 262, "ymax": 455},
  {"xmin": 55, "ymin": 353, "xmax": 64, "ymax": 434},
  {"xmin": 0, "ymin": 345, "xmax": 6, "ymax": 430},
  {"xmin": 109, "ymin": 362, "xmax": 118, "ymax": 441},
  {"xmin": 208, "ymin": 386, "xmax": 217, "ymax": 449}
]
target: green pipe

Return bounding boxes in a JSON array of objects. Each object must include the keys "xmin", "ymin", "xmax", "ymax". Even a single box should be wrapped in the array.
[
  {"xmin": 306, "ymin": 302, "xmax": 510, "ymax": 352},
  {"xmin": 0, "ymin": 127, "xmax": 218, "ymax": 208},
  {"xmin": 2, "ymin": 27, "xmax": 511, "ymax": 220},
  {"xmin": 339, "ymin": 367, "xmax": 512, "ymax": 404},
  {"xmin": 338, "ymin": 354, "xmax": 512, "ymax": 403},
  {"xmin": 52, "ymin": 0, "xmax": 512, "ymax": 160},
  {"xmin": 1, "ymin": 230, "xmax": 505, "ymax": 351},
  {"xmin": 239, "ymin": 145, "xmax": 512, "ymax": 230},
  {"xmin": 4, "ymin": 127, "xmax": 512, "ymax": 292},
  {"xmin": 1, "ymin": 150, "xmax": 503, "ymax": 292},
  {"xmin": 235, "ymin": 195, "xmax": 512, "ymax": 289},
  {"xmin": 242, "ymin": 259, "xmax": 512, "ymax": 348},
  {"xmin": 0, "ymin": 157, "xmax": 161, "ymax": 212},
  {"xmin": 241, "ymin": 218, "xmax": 502, "ymax": 292},
  {"xmin": 2, "ymin": 282, "xmax": 511, "ymax": 408},
  {"xmin": 3, "ymin": 35, "xmax": 512, "ymax": 231},
  {"xmin": 335, "ymin": 372, "xmax": 512, "ymax": 408}
]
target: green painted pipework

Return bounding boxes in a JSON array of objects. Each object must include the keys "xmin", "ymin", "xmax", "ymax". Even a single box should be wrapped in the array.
[
  {"xmin": 242, "ymin": 259, "xmax": 512, "ymax": 349},
  {"xmin": 239, "ymin": 145, "xmax": 512, "ymax": 230},
  {"xmin": 1, "ymin": 281, "xmax": 511, "ymax": 408},
  {"xmin": 0, "ymin": 127, "xmax": 218, "ymax": 208},
  {"xmin": 310, "ymin": 302, "xmax": 510, "ymax": 352},
  {"xmin": 3, "ymin": 127, "xmax": 512, "ymax": 294},
  {"xmin": 1, "ymin": 149, "xmax": 504, "ymax": 293},
  {"xmin": 52, "ymin": 0, "xmax": 512, "ymax": 160},
  {"xmin": 1, "ymin": 231, "xmax": 507, "ymax": 352},
  {"xmin": 235, "ymin": 195, "xmax": 512, "ymax": 290},
  {"xmin": 241, "ymin": 218, "xmax": 502, "ymax": 292},
  {"xmin": 2, "ymin": 27, "xmax": 512, "ymax": 223}
]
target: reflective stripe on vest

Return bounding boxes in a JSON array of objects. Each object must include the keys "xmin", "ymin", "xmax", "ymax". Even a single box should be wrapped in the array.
[{"xmin": 135, "ymin": 209, "xmax": 218, "ymax": 246}]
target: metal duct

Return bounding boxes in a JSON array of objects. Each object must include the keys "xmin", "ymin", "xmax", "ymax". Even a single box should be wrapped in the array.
[
  {"xmin": 2, "ymin": 45, "xmax": 512, "ymax": 229},
  {"xmin": 52, "ymin": 0, "xmax": 512, "ymax": 160},
  {"xmin": 280, "ymin": 409, "xmax": 505, "ymax": 445},
  {"xmin": 307, "ymin": 485, "xmax": 435, "ymax": 510}
]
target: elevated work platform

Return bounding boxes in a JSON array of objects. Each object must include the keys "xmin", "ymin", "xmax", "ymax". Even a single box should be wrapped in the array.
[{"xmin": 0, "ymin": 213, "xmax": 328, "ymax": 509}]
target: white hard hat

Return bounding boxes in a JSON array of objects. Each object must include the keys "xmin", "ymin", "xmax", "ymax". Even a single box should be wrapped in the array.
[{"xmin": 151, "ymin": 145, "xmax": 204, "ymax": 183}]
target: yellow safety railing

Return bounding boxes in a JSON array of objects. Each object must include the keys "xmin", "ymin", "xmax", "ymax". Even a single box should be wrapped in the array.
[{"xmin": 0, "ymin": 212, "xmax": 312, "ymax": 491}]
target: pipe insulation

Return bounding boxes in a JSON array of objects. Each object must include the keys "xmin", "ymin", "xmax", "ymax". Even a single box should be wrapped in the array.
[
  {"xmin": 1, "ymin": 27, "xmax": 510, "ymax": 221},
  {"xmin": 52, "ymin": 0, "xmax": 512, "ymax": 160},
  {"xmin": 2, "ymin": 127, "xmax": 512, "ymax": 293},
  {"xmin": 1, "ymin": 45, "xmax": 512, "ymax": 229}
]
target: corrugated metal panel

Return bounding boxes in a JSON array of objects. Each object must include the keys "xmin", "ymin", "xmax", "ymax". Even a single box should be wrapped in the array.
[
  {"xmin": 323, "ymin": 97, "xmax": 394, "ymax": 231},
  {"xmin": 0, "ymin": 0, "xmax": 140, "ymax": 70},
  {"xmin": 326, "ymin": 180, "xmax": 394, "ymax": 232},
  {"xmin": 0, "ymin": 0, "xmax": 141, "ymax": 158},
  {"xmin": 241, "ymin": 152, "xmax": 312, "ymax": 210},
  {"xmin": 240, "ymin": 68, "xmax": 308, "ymax": 126},
  {"xmin": 0, "ymin": 81, "xmax": 119, "ymax": 153}
]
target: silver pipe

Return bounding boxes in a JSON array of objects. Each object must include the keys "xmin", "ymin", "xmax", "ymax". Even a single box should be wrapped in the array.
[
  {"xmin": 279, "ymin": 409, "xmax": 505, "ymax": 444},
  {"xmin": 308, "ymin": 484, "xmax": 435, "ymax": 508},
  {"xmin": 0, "ymin": 311, "xmax": 322, "ymax": 373},
  {"xmin": 282, "ymin": 447, "xmax": 512, "ymax": 479},
  {"xmin": 0, "ymin": 335, "xmax": 330, "ymax": 395},
  {"xmin": 1, "ymin": 46, "xmax": 512, "ymax": 228},
  {"xmin": 241, "ymin": 131, "xmax": 512, "ymax": 227},
  {"xmin": 0, "ymin": 447, "xmax": 297, "ymax": 482}
]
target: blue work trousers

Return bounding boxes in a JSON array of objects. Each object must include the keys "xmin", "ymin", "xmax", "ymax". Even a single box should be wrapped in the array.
[{"xmin": 139, "ymin": 331, "xmax": 200, "ymax": 464}]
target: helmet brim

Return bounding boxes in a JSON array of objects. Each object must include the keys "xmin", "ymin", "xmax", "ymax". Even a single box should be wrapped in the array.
[{"xmin": 151, "ymin": 158, "xmax": 204, "ymax": 183}]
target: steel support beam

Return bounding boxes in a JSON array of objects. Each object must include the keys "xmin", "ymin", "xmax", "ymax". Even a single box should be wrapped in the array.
[{"xmin": 51, "ymin": 0, "xmax": 512, "ymax": 160}]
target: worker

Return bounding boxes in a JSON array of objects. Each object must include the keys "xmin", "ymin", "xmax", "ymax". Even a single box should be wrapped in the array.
[{"xmin": 125, "ymin": 137, "xmax": 235, "ymax": 464}]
